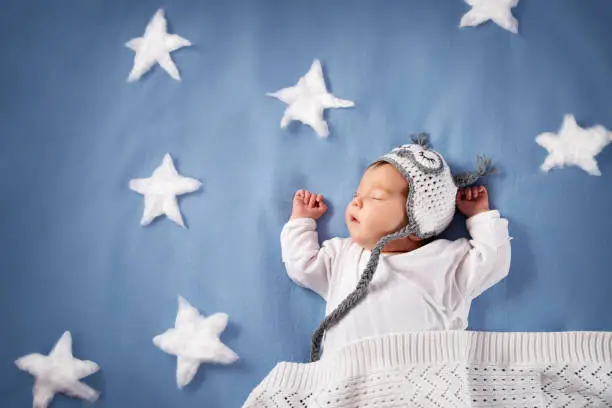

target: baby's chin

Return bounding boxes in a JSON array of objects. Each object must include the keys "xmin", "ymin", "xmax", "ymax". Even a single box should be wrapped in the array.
[
  {"xmin": 346, "ymin": 226, "xmax": 380, "ymax": 250},
  {"xmin": 346, "ymin": 223, "xmax": 362, "ymax": 244}
]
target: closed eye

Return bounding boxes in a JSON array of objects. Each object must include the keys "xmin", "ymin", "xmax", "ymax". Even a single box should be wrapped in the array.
[{"xmin": 419, "ymin": 150, "xmax": 437, "ymax": 164}]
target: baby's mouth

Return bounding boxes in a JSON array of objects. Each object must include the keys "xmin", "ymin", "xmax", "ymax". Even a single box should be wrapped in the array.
[{"xmin": 350, "ymin": 215, "xmax": 360, "ymax": 224}]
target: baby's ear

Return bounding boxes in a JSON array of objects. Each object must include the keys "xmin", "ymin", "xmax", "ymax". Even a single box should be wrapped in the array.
[{"xmin": 407, "ymin": 234, "xmax": 423, "ymax": 242}]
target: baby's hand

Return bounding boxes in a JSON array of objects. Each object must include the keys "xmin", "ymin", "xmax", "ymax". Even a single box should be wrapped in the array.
[
  {"xmin": 456, "ymin": 186, "xmax": 490, "ymax": 218},
  {"xmin": 291, "ymin": 190, "xmax": 328, "ymax": 220}
]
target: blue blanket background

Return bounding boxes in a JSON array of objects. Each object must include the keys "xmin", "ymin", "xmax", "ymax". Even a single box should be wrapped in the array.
[{"xmin": 1, "ymin": 1, "xmax": 612, "ymax": 407}]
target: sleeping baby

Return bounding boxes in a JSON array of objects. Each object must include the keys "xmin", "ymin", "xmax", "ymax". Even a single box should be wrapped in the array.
[{"xmin": 281, "ymin": 136, "xmax": 512, "ymax": 361}]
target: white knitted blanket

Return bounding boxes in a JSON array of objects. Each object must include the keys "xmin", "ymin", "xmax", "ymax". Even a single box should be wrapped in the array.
[{"xmin": 242, "ymin": 331, "xmax": 612, "ymax": 407}]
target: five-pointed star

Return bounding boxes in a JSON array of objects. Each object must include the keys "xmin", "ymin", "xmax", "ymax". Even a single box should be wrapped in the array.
[
  {"xmin": 267, "ymin": 59, "xmax": 354, "ymax": 138},
  {"xmin": 15, "ymin": 331, "xmax": 100, "ymax": 408},
  {"xmin": 125, "ymin": 9, "xmax": 191, "ymax": 82},
  {"xmin": 129, "ymin": 153, "xmax": 202, "ymax": 228},
  {"xmin": 153, "ymin": 296, "xmax": 239, "ymax": 388},
  {"xmin": 460, "ymin": 0, "xmax": 520, "ymax": 34},
  {"xmin": 536, "ymin": 114, "xmax": 612, "ymax": 176}
]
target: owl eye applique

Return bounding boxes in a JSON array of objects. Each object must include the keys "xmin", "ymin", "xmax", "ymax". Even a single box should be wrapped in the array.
[
  {"xmin": 396, "ymin": 146, "xmax": 444, "ymax": 174},
  {"xmin": 419, "ymin": 150, "xmax": 437, "ymax": 165}
]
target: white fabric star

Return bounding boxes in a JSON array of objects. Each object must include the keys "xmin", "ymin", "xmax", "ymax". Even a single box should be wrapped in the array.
[
  {"xmin": 125, "ymin": 9, "xmax": 191, "ymax": 82},
  {"xmin": 15, "ymin": 331, "xmax": 100, "ymax": 408},
  {"xmin": 153, "ymin": 296, "xmax": 239, "ymax": 388},
  {"xmin": 267, "ymin": 59, "xmax": 354, "ymax": 138},
  {"xmin": 129, "ymin": 153, "xmax": 202, "ymax": 228},
  {"xmin": 536, "ymin": 114, "xmax": 612, "ymax": 176},
  {"xmin": 460, "ymin": 0, "xmax": 520, "ymax": 34}
]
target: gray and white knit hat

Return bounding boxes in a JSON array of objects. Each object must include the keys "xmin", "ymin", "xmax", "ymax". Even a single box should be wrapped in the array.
[{"xmin": 309, "ymin": 134, "xmax": 495, "ymax": 361}]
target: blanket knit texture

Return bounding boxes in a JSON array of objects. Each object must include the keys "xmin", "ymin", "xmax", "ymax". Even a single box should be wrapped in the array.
[{"xmin": 242, "ymin": 331, "xmax": 612, "ymax": 407}]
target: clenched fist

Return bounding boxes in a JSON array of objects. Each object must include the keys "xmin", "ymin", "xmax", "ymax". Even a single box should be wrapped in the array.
[
  {"xmin": 291, "ymin": 190, "xmax": 328, "ymax": 220},
  {"xmin": 456, "ymin": 185, "xmax": 490, "ymax": 218}
]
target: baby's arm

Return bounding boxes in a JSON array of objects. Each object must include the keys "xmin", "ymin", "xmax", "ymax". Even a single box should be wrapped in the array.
[
  {"xmin": 454, "ymin": 187, "xmax": 512, "ymax": 299},
  {"xmin": 281, "ymin": 190, "xmax": 337, "ymax": 300}
]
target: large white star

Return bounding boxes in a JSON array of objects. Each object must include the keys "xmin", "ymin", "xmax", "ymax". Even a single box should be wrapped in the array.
[
  {"xmin": 460, "ymin": 0, "xmax": 520, "ymax": 34},
  {"xmin": 153, "ymin": 296, "xmax": 239, "ymax": 388},
  {"xmin": 129, "ymin": 153, "xmax": 202, "ymax": 228},
  {"xmin": 267, "ymin": 59, "xmax": 354, "ymax": 138},
  {"xmin": 125, "ymin": 9, "xmax": 191, "ymax": 82},
  {"xmin": 536, "ymin": 114, "xmax": 612, "ymax": 176},
  {"xmin": 15, "ymin": 331, "xmax": 100, "ymax": 408}
]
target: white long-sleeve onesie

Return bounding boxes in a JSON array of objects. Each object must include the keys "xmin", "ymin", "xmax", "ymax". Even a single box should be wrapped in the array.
[{"xmin": 281, "ymin": 210, "xmax": 512, "ymax": 357}]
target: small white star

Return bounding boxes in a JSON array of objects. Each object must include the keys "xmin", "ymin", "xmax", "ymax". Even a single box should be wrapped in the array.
[
  {"xmin": 129, "ymin": 153, "xmax": 202, "ymax": 228},
  {"xmin": 153, "ymin": 296, "xmax": 239, "ymax": 388},
  {"xmin": 15, "ymin": 331, "xmax": 100, "ymax": 408},
  {"xmin": 267, "ymin": 59, "xmax": 354, "ymax": 138},
  {"xmin": 460, "ymin": 0, "xmax": 520, "ymax": 34},
  {"xmin": 125, "ymin": 9, "xmax": 191, "ymax": 82},
  {"xmin": 536, "ymin": 114, "xmax": 612, "ymax": 176}
]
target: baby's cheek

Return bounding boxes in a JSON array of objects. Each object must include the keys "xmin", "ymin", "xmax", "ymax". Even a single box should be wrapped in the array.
[{"xmin": 388, "ymin": 209, "xmax": 409, "ymax": 232}]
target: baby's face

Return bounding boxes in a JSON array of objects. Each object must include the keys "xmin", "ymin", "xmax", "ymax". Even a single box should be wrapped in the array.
[{"xmin": 345, "ymin": 163, "xmax": 409, "ymax": 249}]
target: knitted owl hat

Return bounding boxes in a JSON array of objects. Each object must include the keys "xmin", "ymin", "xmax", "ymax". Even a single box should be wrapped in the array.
[{"xmin": 309, "ymin": 134, "xmax": 495, "ymax": 361}]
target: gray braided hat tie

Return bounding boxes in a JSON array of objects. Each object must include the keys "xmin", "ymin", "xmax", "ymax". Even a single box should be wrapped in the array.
[{"xmin": 309, "ymin": 134, "xmax": 495, "ymax": 362}]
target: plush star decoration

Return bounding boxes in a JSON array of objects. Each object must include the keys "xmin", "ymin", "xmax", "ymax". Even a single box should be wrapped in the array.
[
  {"xmin": 536, "ymin": 114, "xmax": 612, "ymax": 176},
  {"xmin": 267, "ymin": 59, "xmax": 354, "ymax": 138},
  {"xmin": 153, "ymin": 296, "xmax": 239, "ymax": 388},
  {"xmin": 460, "ymin": 0, "xmax": 520, "ymax": 34},
  {"xmin": 125, "ymin": 9, "xmax": 191, "ymax": 82},
  {"xmin": 15, "ymin": 331, "xmax": 100, "ymax": 408},
  {"xmin": 129, "ymin": 153, "xmax": 202, "ymax": 228}
]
